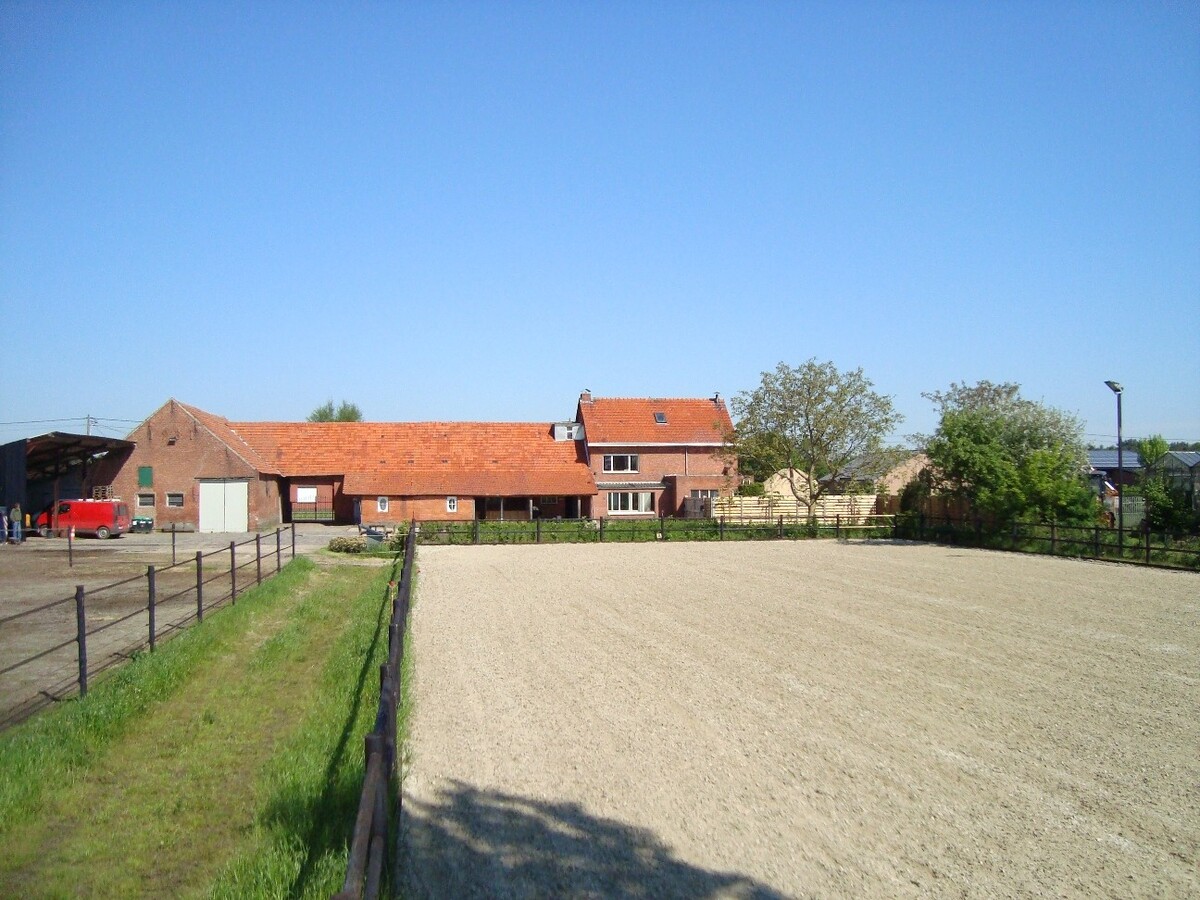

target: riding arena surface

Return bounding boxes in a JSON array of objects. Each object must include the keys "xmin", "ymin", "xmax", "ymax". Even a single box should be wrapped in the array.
[{"xmin": 401, "ymin": 540, "xmax": 1198, "ymax": 898}]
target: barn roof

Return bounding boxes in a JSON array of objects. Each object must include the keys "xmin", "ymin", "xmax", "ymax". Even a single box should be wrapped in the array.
[{"xmin": 228, "ymin": 420, "xmax": 597, "ymax": 497}]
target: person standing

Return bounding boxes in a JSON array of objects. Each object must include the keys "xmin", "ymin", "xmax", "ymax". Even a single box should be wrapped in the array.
[
  {"xmin": 10, "ymin": 502, "xmax": 21, "ymax": 543},
  {"xmin": 0, "ymin": 507, "xmax": 8, "ymax": 545}
]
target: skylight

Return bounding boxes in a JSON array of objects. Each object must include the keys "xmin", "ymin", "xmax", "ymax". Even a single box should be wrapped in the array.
[{"xmin": 654, "ymin": 412, "xmax": 667, "ymax": 424}]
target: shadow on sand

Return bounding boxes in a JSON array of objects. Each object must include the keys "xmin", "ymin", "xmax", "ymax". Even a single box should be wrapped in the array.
[{"xmin": 401, "ymin": 779, "xmax": 789, "ymax": 899}]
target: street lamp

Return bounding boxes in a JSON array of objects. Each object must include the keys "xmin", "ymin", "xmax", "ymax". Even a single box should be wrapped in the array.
[{"xmin": 1105, "ymin": 380, "xmax": 1124, "ymax": 543}]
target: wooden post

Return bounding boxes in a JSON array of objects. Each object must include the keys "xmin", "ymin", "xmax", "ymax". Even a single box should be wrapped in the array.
[
  {"xmin": 1145, "ymin": 528, "xmax": 1152, "ymax": 565},
  {"xmin": 473, "ymin": 517, "xmax": 480, "ymax": 545},
  {"xmin": 147, "ymin": 565, "xmax": 157, "ymax": 652},
  {"xmin": 171, "ymin": 523, "xmax": 177, "ymax": 565},
  {"xmin": 68, "ymin": 526, "xmax": 73, "ymax": 568},
  {"xmin": 835, "ymin": 514, "xmax": 841, "ymax": 540},
  {"xmin": 536, "ymin": 517, "xmax": 542, "ymax": 543},
  {"xmin": 290, "ymin": 523, "xmax": 296, "ymax": 559},
  {"xmin": 75, "ymin": 585, "xmax": 87, "ymax": 697},
  {"xmin": 778, "ymin": 515, "xmax": 783, "ymax": 539},
  {"xmin": 719, "ymin": 516, "xmax": 725, "ymax": 541},
  {"xmin": 1094, "ymin": 524, "xmax": 1100, "ymax": 559},
  {"xmin": 599, "ymin": 518, "xmax": 605, "ymax": 542},
  {"xmin": 230, "ymin": 541, "xmax": 237, "ymax": 603},
  {"xmin": 276, "ymin": 528, "xmax": 282, "ymax": 573},
  {"xmin": 196, "ymin": 551, "xmax": 204, "ymax": 622},
  {"xmin": 1050, "ymin": 521, "xmax": 1057, "ymax": 555},
  {"xmin": 256, "ymin": 533, "xmax": 262, "ymax": 585}
]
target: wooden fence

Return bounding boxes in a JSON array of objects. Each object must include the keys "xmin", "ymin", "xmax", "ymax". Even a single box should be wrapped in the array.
[{"xmin": 335, "ymin": 523, "xmax": 416, "ymax": 900}]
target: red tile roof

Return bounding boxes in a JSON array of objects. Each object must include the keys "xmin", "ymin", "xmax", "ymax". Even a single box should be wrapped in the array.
[
  {"xmin": 578, "ymin": 397, "xmax": 732, "ymax": 445},
  {"xmin": 222, "ymin": 419, "xmax": 597, "ymax": 497}
]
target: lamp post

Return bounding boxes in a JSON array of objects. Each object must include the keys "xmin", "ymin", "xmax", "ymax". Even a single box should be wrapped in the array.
[{"xmin": 1105, "ymin": 380, "xmax": 1124, "ymax": 545}]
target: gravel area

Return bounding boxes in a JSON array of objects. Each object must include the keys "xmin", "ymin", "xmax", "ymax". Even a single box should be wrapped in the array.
[{"xmin": 400, "ymin": 540, "xmax": 1199, "ymax": 898}]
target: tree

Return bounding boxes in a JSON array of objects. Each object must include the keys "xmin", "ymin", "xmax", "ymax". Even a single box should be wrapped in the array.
[
  {"xmin": 923, "ymin": 381, "xmax": 1097, "ymax": 525},
  {"xmin": 308, "ymin": 400, "xmax": 364, "ymax": 422},
  {"xmin": 1135, "ymin": 434, "xmax": 1169, "ymax": 470},
  {"xmin": 723, "ymin": 360, "xmax": 902, "ymax": 519}
]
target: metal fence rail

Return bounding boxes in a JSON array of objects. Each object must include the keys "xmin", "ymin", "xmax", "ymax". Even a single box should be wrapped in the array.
[
  {"xmin": 334, "ymin": 522, "xmax": 415, "ymax": 900},
  {"xmin": 895, "ymin": 513, "xmax": 1200, "ymax": 570},
  {"xmin": 0, "ymin": 526, "xmax": 297, "ymax": 729}
]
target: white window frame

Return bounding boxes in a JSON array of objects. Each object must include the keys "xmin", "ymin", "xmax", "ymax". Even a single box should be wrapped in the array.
[
  {"xmin": 377, "ymin": 496, "xmax": 389, "ymax": 513},
  {"xmin": 137, "ymin": 493, "xmax": 155, "ymax": 508},
  {"xmin": 607, "ymin": 491, "xmax": 655, "ymax": 514},
  {"xmin": 166, "ymin": 492, "xmax": 185, "ymax": 508},
  {"xmin": 446, "ymin": 496, "xmax": 458, "ymax": 513},
  {"xmin": 603, "ymin": 454, "xmax": 639, "ymax": 474},
  {"xmin": 690, "ymin": 489, "xmax": 720, "ymax": 500}
]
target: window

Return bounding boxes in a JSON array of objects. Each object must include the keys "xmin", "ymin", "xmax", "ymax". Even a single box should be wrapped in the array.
[
  {"xmin": 654, "ymin": 412, "xmax": 667, "ymax": 424},
  {"xmin": 138, "ymin": 466, "xmax": 153, "ymax": 487},
  {"xmin": 446, "ymin": 496, "xmax": 458, "ymax": 513},
  {"xmin": 603, "ymin": 454, "xmax": 639, "ymax": 473},
  {"xmin": 690, "ymin": 489, "xmax": 720, "ymax": 499},
  {"xmin": 377, "ymin": 497, "xmax": 389, "ymax": 513},
  {"xmin": 608, "ymin": 491, "xmax": 655, "ymax": 514},
  {"xmin": 166, "ymin": 493, "xmax": 184, "ymax": 508},
  {"xmin": 539, "ymin": 496, "xmax": 560, "ymax": 505},
  {"xmin": 296, "ymin": 486, "xmax": 318, "ymax": 504},
  {"xmin": 137, "ymin": 493, "xmax": 155, "ymax": 508}
]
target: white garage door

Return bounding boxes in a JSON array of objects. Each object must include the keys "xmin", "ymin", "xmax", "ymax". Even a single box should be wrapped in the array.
[{"xmin": 198, "ymin": 480, "xmax": 249, "ymax": 533}]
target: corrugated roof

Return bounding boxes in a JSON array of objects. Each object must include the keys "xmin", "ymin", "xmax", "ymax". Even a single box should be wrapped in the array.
[
  {"xmin": 1165, "ymin": 450, "xmax": 1200, "ymax": 468},
  {"xmin": 1086, "ymin": 450, "xmax": 1143, "ymax": 470},
  {"xmin": 578, "ymin": 397, "xmax": 732, "ymax": 444}
]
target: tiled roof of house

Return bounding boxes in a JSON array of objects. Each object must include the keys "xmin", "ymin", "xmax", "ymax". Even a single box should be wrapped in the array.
[
  {"xmin": 578, "ymin": 396, "xmax": 733, "ymax": 445},
  {"xmin": 227, "ymin": 420, "xmax": 597, "ymax": 497}
]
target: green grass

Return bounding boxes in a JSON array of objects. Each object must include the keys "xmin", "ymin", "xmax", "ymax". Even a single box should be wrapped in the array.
[{"xmin": 0, "ymin": 555, "xmax": 405, "ymax": 898}]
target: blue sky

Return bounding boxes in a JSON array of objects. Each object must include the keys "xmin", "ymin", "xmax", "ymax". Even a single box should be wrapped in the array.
[{"xmin": 2, "ymin": 2, "xmax": 1197, "ymax": 447}]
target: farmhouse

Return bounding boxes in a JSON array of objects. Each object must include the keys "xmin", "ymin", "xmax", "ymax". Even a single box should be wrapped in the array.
[
  {"xmin": 69, "ymin": 394, "xmax": 735, "ymax": 531},
  {"xmin": 577, "ymin": 392, "xmax": 735, "ymax": 518}
]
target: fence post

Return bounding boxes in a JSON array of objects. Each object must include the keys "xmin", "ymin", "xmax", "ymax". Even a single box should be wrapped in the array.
[
  {"xmin": 196, "ymin": 551, "xmax": 204, "ymax": 622},
  {"xmin": 778, "ymin": 516, "xmax": 784, "ymax": 539},
  {"xmin": 171, "ymin": 523, "xmax": 177, "ymax": 565},
  {"xmin": 836, "ymin": 514, "xmax": 841, "ymax": 540},
  {"xmin": 1050, "ymin": 521, "xmax": 1057, "ymax": 555},
  {"xmin": 919, "ymin": 513, "xmax": 925, "ymax": 541},
  {"xmin": 68, "ymin": 526, "xmax": 74, "ymax": 568},
  {"xmin": 719, "ymin": 516, "xmax": 725, "ymax": 541},
  {"xmin": 75, "ymin": 585, "xmax": 88, "ymax": 698},
  {"xmin": 1093, "ymin": 524, "xmax": 1100, "ymax": 559},
  {"xmin": 290, "ymin": 523, "xmax": 296, "ymax": 560},
  {"xmin": 256, "ymin": 533, "xmax": 262, "ymax": 585},
  {"xmin": 276, "ymin": 528, "xmax": 282, "ymax": 573},
  {"xmin": 230, "ymin": 541, "xmax": 237, "ymax": 603},
  {"xmin": 599, "ymin": 518, "xmax": 605, "ymax": 542},
  {"xmin": 536, "ymin": 517, "xmax": 542, "ymax": 544},
  {"xmin": 1145, "ymin": 528, "xmax": 1151, "ymax": 565},
  {"xmin": 147, "ymin": 565, "xmax": 157, "ymax": 652},
  {"xmin": 473, "ymin": 517, "xmax": 479, "ymax": 545},
  {"xmin": 660, "ymin": 516, "xmax": 666, "ymax": 541}
]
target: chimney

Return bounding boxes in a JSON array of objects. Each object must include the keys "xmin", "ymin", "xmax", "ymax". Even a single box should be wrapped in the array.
[{"xmin": 580, "ymin": 389, "xmax": 592, "ymax": 403}]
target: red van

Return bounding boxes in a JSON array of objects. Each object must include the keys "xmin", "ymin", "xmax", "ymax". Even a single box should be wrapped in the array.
[{"xmin": 36, "ymin": 499, "xmax": 132, "ymax": 539}]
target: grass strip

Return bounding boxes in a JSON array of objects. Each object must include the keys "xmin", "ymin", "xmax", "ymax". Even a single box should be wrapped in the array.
[
  {"xmin": 207, "ymin": 562, "xmax": 397, "ymax": 898},
  {"xmin": 0, "ymin": 557, "xmax": 318, "ymax": 836},
  {"xmin": 0, "ymin": 558, "xmax": 400, "ymax": 898}
]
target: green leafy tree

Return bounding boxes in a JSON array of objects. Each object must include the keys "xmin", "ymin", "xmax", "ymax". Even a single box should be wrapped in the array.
[
  {"xmin": 723, "ymin": 360, "xmax": 902, "ymax": 519},
  {"xmin": 923, "ymin": 381, "xmax": 1098, "ymax": 525},
  {"xmin": 308, "ymin": 400, "xmax": 364, "ymax": 422},
  {"xmin": 1135, "ymin": 434, "xmax": 1169, "ymax": 471}
]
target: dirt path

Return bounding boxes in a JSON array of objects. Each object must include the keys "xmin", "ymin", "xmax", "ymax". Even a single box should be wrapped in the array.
[{"xmin": 400, "ymin": 541, "xmax": 1199, "ymax": 898}]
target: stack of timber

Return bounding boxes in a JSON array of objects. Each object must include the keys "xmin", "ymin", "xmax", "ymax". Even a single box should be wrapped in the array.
[{"xmin": 713, "ymin": 493, "xmax": 879, "ymax": 524}]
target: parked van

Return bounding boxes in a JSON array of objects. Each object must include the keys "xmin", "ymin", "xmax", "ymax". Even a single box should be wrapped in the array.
[{"xmin": 36, "ymin": 499, "xmax": 131, "ymax": 539}]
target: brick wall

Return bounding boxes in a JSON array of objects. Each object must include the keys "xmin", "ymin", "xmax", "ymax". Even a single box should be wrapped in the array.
[{"xmin": 87, "ymin": 400, "xmax": 282, "ymax": 531}]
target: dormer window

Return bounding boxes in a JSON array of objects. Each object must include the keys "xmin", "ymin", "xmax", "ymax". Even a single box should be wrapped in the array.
[{"xmin": 654, "ymin": 412, "xmax": 667, "ymax": 424}]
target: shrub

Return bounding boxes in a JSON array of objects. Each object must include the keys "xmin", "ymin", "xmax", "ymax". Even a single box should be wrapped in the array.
[{"xmin": 328, "ymin": 536, "xmax": 367, "ymax": 554}]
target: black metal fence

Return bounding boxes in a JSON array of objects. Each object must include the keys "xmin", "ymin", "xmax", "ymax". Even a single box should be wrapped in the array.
[
  {"xmin": 412, "ymin": 514, "xmax": 897, "ymax": 546},
  {"xmin": 335, "ymin": 523, "xmax": 415, "ymax": 900},
  {"xmin": 895, "ymin": 513, "xmax": 1200, "ymax": 570},
  {"xmin": 0, "ymin": 526, "xmax": 297, "ymax": 729}
]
